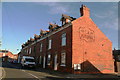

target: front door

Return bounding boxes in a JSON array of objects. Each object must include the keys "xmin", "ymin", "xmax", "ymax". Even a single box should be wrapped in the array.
[
  {"xmin": 54, "ymin": 54, "xmax": 58, "ymax": 70},
  {"xmin": 43, "ymin": 56, "xmax": 46, "ymax": 68}
]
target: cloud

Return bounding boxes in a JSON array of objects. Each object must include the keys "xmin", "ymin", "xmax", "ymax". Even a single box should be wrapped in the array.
[
  {"xmin": 49, "ymin": 5, "xmax": 69, "ymax": 14},
  {"xmin": 94, "ymin": 10, "xmax": 115, "ymax": 19},
  {"xmin": 99, "ymin": 15, "xmax": 118, "ymax": 30},
  {"xmin": 93, "ymin": 4, "xmax": 118, "ymax": 30},
  {"xmin": 102, "ymin": 18, "xmax": 118, "ymax": 30},
  {"xmin": 36, "ymin": 2, "xmax": 69, "ymax": 14}
]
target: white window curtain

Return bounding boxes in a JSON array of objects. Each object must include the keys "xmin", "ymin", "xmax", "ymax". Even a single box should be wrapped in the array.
[
  {"xmin": 48, "ymin": 39, "xmax": 52, "ymax": 49},
  {"xmin": 39, "ymin": 56, "xmax": 42, "ymax": 64},
  {"xmin": 47, "ymin": 54, "xmax": 51, "ymax": 65},
  {"xmin": 29, "ymin": 48, "xmax": 31, "ymax": 54},
  {"xmin": 62, "ymin": 33, "xmax": 66, "ymax": 46},
  {"xmin": 40, "ymin": 43, "xmax": 42, "ymax": 52},
  {"xmin": 61, "ymin": 52, "xmax": 66, "ymax": 66}
]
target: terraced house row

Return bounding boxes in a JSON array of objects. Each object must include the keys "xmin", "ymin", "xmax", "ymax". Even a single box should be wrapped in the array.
[{"xmin": 18, "ymin": 5, "xmax": 114, "ymax": 74}]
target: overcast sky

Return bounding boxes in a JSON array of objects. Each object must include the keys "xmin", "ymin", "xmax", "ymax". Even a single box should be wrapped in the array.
[{"xmin": 1, "ymin": 2, "xmax": 119, "ymax": 54}]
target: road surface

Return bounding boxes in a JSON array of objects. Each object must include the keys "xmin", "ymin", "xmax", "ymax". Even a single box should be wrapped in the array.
[{"xmin": 1, "ymin": 62, "xmax": 120, "ymax": 80}]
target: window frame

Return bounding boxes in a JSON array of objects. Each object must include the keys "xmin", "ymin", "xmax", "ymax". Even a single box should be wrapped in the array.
[
  {"xmin": 48, "ymin": 39, "xmax": 52, "ymax": 50},
  {"xmin": 40, "ymin": 43, "xmax": 43, "ymax": 52},
  {"xmin": 29, "ymin": 48, "xmax": 32, "ymax": 54},
  {"xmin": 39, "ymin": 56, "xmax": 42, "ymax": 64},
  {"xmin": 60, "ymin": 52, "xmax": 66, "ymax": 66},
  {"xmin": 61, "ymin": 33, "xmax": 66, "ymax": 46},
  {"xmin": 47, "ymin": 54, "xmax": 51, "ymax": 65}
]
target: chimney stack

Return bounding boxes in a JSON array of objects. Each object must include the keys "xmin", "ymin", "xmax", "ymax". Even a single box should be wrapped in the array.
[{"xmin": 80, "ymin": 5, "xmax": 90, "ymax": 17}]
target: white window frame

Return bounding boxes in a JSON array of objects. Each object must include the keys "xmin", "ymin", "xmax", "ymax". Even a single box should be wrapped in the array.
[
  {"xmin": 74, "ymin": 64, "xmax": 77, "ymax": 70},
  {"xmin": 25, "ymin": 49, "xmax": 27, "ymax": 53},
  {"xmin": 48, "ymin": 39, "xmax": 52, "ymax": 49},
  {"xmin": 62, "ymin": 33, "xmax": 66, "ymax": 46},
  {"xmin": 40, "ymin": 43, "xmax": 42, "ymax": 52},
  {"xmin": 60, "ymin": 52, "xmax": 66, "ymax": 66},
  {"xmin": 47, "ymin": 54, "xmax": 51, "ymax": 65},
  {"xmin": 27, "ymin": 49, "xmax": 28, "ymax": 54},
  {"xmin": 29, "ymin": 48, "xmax": 31, "ymax": 54}
]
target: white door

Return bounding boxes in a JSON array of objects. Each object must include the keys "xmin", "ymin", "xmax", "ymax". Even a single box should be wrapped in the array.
[
  {"xmin": 54, "ymin": 54, "xmax": 58, "ymax": 70},
  {"xmin": 43, "ymin": 56, "xmax": 46, "ymax": 68}
]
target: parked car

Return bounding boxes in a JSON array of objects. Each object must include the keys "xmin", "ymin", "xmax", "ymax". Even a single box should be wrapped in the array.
[{"xmin": 21, "ymin": 56, "xmax": 36, "ymax": 68}]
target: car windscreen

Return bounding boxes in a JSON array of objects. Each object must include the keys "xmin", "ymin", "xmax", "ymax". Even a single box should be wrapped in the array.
[{"xmin": 25, "ymin": 58, "xmax": 35, "ymax": 62}]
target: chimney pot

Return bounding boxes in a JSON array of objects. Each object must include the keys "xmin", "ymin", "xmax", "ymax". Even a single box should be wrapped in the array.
[{"xmin": 80, "ymin": 5, "xmax": 90, "ymax": 17}]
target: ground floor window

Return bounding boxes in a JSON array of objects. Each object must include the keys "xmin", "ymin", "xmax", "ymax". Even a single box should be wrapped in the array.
[
  {"xmin": 39, "ymin": 56, "xmax": 42, "ymax": 64},
  {"xmin": 47, "ymin": 54, "xmax": 51, "ymax": 65},
  {"xmin": 74, "ymin": 64, "xmax": 81, "ymax": 70},
  {"xmin": 61, "ymin": 52, "xmax": 66, "ymax": 66}
]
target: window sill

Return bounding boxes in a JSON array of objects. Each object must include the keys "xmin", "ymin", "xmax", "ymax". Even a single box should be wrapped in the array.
[
  {"xmin": 47, "ymin": 64, "xmax": 50, "ymax": 65},
  {"xmin": 60, "ymin": 64, "xmax": 66, "ymax": 66},
  {"xmin": 62, "ymin": 45, "xmax": 66, "ymax": 47},
  {"xmin": 48, "ymin": 48, "xmax": 51, "ymax": 50}
]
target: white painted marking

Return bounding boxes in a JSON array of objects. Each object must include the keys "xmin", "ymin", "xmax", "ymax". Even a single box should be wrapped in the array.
[
  {"xmin": 21, "ymin": 69, "xmax": 40, "ymax": 79},
  {"xmin": 21, "ymin": 70, "xmax": 25, "ymax": 72},
  {"xmin": 27, "ymin": 73, "xmax": 39, "ymax": 79},
  {"xmin": 0, "ymin": 67, "xmax": 6, "ymax": 80}
]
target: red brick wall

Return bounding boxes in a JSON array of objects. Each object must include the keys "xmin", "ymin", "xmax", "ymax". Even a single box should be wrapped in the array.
[
  {"xmin": 43, "ymin": 24, "xmax": 73, "ymax": 73},
  {"xmin": 72, "ymin": 16, "xmax": 114, "ymax": 73},
  {"xmin": 22, "ymin": 25, "xmax": 73, "ymax": 73}
]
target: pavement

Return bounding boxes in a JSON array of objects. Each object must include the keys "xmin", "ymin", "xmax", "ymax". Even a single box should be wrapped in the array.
[
  {"xmin": 0, "ymin": 58, "xmax": 5, "ymax": 80},
  {"xmin": 2, "ymin": 62, "xmax": 120, "ymax": 80},
  {"xmin": 0, "ymin": 67, "xmax": 6, "ymax": 80},
  {"xmin": 0, "ymin": 67, "xmax": 2, "ymax": 80},
  {"xmin": 8, "ymin": 62, "xmax": 119, "ymax": 78},
  {"xmin": 35, "ymin": 67, "xmax": 120, "ymax": 79}
]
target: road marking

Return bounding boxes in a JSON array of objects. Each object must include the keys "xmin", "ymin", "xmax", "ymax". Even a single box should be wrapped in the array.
[
  {"xmin": 27, "ymin": 73, "xmax": 39, "ymax": 79},
  {"xmin": 21, "ymin": 70, "xmax": 25, "ymax": 72},
  {"xmin": 21, "ymin": 69, "xmax": 40, "ymax": 80}
]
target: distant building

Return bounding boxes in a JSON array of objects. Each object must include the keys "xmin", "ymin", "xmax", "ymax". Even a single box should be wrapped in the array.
[
  {"xmin": 0, "ymin": 50, "xmax": 9, "ymax": 58},
  {"xmin": 19, "ymin": 5, "xmax": 114, "ymax": 74},
  {"xmin": 0, "ymin": 50, "xmax": 18, "ymax": 62},
  {"xmin": 113, "ymin": 49, "xmax": 120, "ymax": 72}
]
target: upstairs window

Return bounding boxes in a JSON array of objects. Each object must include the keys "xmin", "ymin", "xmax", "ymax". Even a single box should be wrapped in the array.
[
  {"xmin": 25, "ymin": 50, "xmax": 27, "ymax": 53},
  {"xmin": 62, "ymin": 33, "xmax": 66, "ymax": 46},
  {"xmin": 40, "ymin": 43, "xmax": 42, "ymax": 52},
  {"xmin": 29, "ymin": 48, "xmax": 31, "ymax": 54},
  {"xmin": 27, "ymin": 49, "xmax": 28, "ymax": 54},
  {"xmin": 48, "ymin": 39, "xmax": 52, "ymax": 49}
]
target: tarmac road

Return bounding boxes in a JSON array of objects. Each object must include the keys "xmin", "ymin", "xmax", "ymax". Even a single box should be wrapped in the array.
[{"xmin": 1, "ymin": 61, "xmax": 120, "ymax": 80}]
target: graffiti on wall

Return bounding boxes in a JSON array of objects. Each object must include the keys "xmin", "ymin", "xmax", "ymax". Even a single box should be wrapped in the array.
[{"xmin": 79, "ymin": 27, "xmax": 95, "ymax": 42}]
